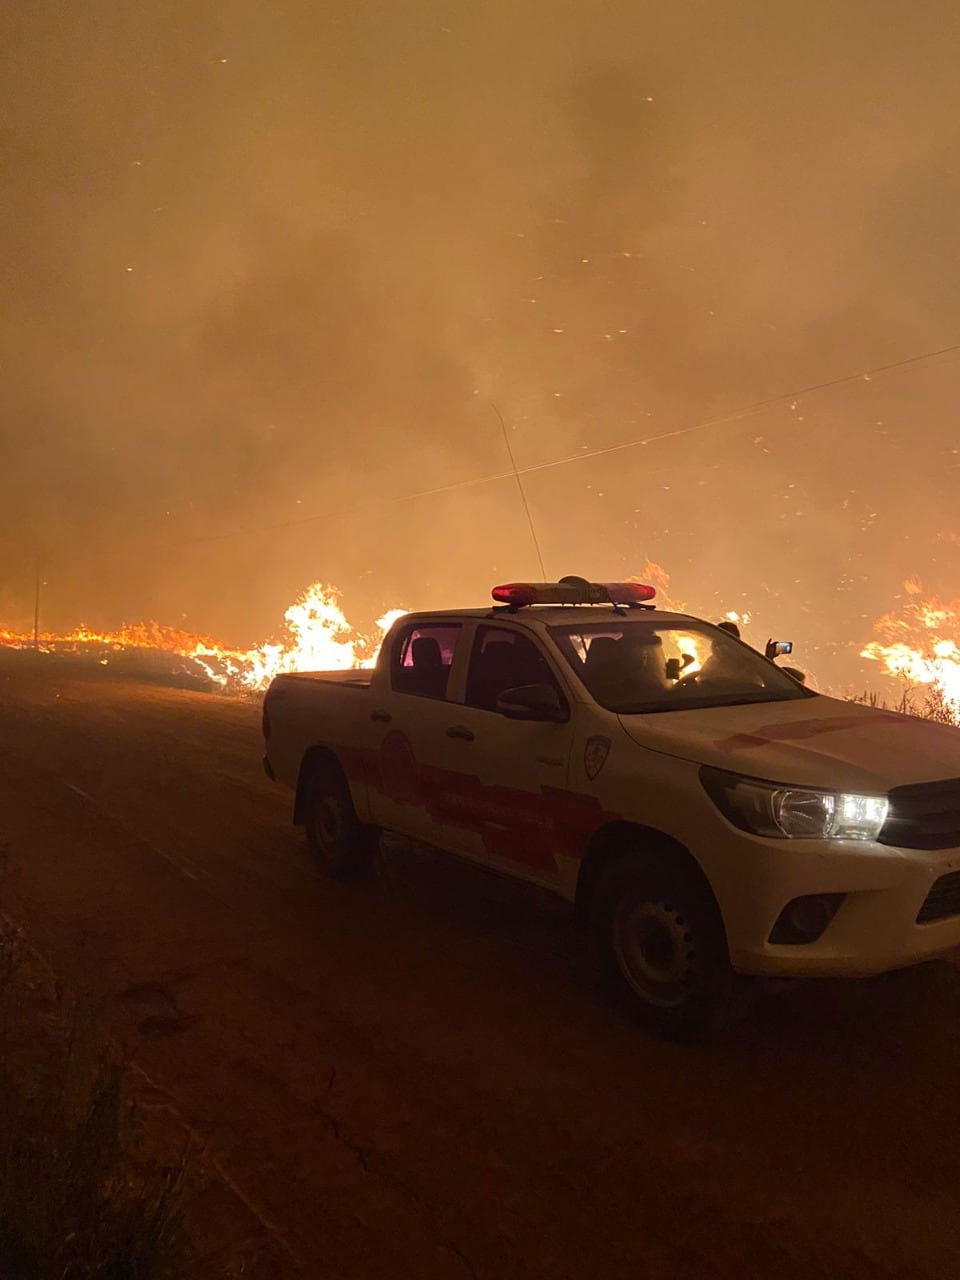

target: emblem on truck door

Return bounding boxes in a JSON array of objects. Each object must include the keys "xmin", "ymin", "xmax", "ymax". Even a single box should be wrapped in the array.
[{"xmin": 583, "ymin": 736, "xmax": 611, "ymax": 781}]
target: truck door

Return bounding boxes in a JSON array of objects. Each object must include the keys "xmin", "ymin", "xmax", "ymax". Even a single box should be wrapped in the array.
[
  {"xmin": 365, "ymin": 619, "xmax": 467, "ymax": 838},
  {"xmin": 423, "ymin": 623, "xmax": 579, "ymax": 890}
]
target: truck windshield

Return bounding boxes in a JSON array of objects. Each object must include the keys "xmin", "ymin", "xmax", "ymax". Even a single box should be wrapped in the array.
[{"xmin": 549, "ymin": 620, "xmax": 813, "ymax": 714}]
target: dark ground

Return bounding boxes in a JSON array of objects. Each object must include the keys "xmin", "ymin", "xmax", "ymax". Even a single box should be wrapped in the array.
[{"xmin": 1, "ymin": 651, "xmax": 960, "ymax": 1278}]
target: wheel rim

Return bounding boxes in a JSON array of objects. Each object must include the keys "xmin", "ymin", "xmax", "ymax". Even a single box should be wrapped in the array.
[
  {"xmin": 313, "ymin": 792, "xmax": 344, "ymax": 849},
  {"xmin": 614, "ymin": 898, "xmax": 695, "ymax": 1009}
]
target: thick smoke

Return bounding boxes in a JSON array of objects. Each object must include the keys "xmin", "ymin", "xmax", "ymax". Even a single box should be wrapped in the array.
[{"xmin": 2, "ymin": 1, "xmax": 959, "ymax": 688}]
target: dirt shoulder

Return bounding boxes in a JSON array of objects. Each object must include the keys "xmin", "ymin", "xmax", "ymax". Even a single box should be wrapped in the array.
[{"xmin": 2, "ymin": 659, "xmax": 960, "ymax": 1278}]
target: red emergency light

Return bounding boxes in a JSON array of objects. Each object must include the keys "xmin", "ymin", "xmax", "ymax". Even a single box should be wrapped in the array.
[
  {"xmin": 491, "ymin": 579, "xmax": 656, "ymax": 608},
  {"xmin": 492, "ymin": 583, "xmax": 540, "ymax": 606}
]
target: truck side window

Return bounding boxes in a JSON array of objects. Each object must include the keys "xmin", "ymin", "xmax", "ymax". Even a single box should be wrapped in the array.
[
  {"xmin": 465, "ymin": 626, "xmax": 566, "ymax": 713},
  {"xmin": 391, "ymin": 623, "xmax": 462, "ymax": 700}
]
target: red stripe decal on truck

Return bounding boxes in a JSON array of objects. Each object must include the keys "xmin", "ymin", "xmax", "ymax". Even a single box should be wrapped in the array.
[
  {"xmin": 715, "ymin": 712, "xmax": 906, "ymax": 753},
  {"xmin": 333, "ymin": 734, "xmax": 618, "ymax": 876}
]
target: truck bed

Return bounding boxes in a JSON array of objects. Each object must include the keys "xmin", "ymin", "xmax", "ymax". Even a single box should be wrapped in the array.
[{"xmin": 271, "ymin": 669, "xmax": 372, "ymax": 690}]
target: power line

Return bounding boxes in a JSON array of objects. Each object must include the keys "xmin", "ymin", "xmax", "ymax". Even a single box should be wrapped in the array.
[
  {"xmin": 387, "ymin": 336, "xmax": 960, "ymax": 504},
  {"xmin": 52, "ymin": 333, "xmax": 960, "ymax": 560}
]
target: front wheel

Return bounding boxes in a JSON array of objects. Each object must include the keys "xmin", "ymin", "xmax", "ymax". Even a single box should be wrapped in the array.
[
  {"xmin": 302, "ymin": 763, "xmax": 379, "ymax": 880},
  {"xmin": 590, "ymin": 852, "xmax": 752, "ymax": 1036}
]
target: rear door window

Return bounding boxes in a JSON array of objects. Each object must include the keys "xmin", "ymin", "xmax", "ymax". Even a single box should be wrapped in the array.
[{"xmin": 390, "ymin": 623, "xmax": 462, "ymax": 700}]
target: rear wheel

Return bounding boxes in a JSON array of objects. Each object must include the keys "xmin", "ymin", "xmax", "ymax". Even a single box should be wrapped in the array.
[
  {"xmin": 302, "ymin": 763, "xmax": 379, "ymax": 880},
  {"xmin": 590, "ymin": 851, "xmax": 752, "ymax": 1036}
]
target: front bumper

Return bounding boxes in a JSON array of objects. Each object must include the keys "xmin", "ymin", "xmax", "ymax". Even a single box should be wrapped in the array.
[{"xmin": 710, "ymin": 831, "xmax": 960, "ymax": 978}]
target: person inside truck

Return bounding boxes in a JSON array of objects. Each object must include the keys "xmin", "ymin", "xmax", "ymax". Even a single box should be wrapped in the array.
[
  {"xmin": 582, "ymin": 632, "xmax": 670, "ymax": 706},
  {"xmin": 553, "ymin": 620, "xmax": 809, "ymax": 713},
  {"xmin": 690, "ymin": 631, "xmax": 763, "ymax": 690},
  {"xmin": 715, "ymin": 619, "xmax": 807, "ymax": 685}
]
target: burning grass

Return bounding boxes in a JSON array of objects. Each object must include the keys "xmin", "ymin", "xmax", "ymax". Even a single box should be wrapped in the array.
[
  {"xmin": 0, "ymin": 582, "xmax": 407, "ymax": 694},
  {"xmin": 861, "ymin": 579, "xmax": 960, "ymax": 724},
  {"xmin": 0, "ymin": 912, "xmax": 189, "ymax": 1279},
  {"xmin": 4, "ymin": 572, "xmax": 960, "ymax": 724}
]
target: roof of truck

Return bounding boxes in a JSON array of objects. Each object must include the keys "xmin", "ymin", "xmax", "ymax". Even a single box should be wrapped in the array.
[{"xmin": 394, "ymin": 606, "xmax": 700, "ymax": 626}]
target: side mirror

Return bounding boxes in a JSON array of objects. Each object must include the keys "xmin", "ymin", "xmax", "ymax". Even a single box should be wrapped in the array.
[
  {"xmin": 496, "ymin": 683, "xmax": 568, "ymax": 722},
  {"xmin": 781, "ymin": 666, "xmax": 807, "ymax": 685},
  {"xmin": 765, "ymin": 639, "xmax": 793, "ymax": 660}
]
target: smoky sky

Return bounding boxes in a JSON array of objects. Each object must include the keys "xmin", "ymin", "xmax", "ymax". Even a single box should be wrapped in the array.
[{"xmin": 3, "ymin": 1, "xmax": 960, "ymax": 687}]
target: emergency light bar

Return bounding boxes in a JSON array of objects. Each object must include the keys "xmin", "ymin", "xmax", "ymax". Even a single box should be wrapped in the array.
[{"xmin": 491, "ymin": 578, "xmax": 656, "ymax": 608}]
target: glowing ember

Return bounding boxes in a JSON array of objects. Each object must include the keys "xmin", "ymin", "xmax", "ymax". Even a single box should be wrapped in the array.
[
  {"xmin": 861, "ymin": 580, "xmax": 960, "ymax": 720},
  {"xmin": 0, "ymin": 583, "xmax": 407, "ymax": 693}
]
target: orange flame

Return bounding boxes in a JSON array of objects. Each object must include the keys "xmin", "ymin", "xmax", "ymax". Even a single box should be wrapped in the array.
[
  {"xmin": 861, "ymin": 580, "xmax": 960, "ymax": 718},
  {"xmin": 0, "ymin": 583, "xmax": 407, "ymax": 693},
  {"xmin": 627, "ymin": 560, "xmax": 677, "ymax": 609}
]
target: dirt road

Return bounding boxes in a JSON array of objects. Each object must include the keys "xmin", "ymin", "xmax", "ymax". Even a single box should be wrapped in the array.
[{"xmin": 2, "ymin": 656, "xmax": 960, "ymax": 1278}]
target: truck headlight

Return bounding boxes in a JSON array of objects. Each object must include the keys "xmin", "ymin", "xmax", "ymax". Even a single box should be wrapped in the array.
[{"xmin": 700, "ymin": 767, "xmax": 889, "ymax": 841}]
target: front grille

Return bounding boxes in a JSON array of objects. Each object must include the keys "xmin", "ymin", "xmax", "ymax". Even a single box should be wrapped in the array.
[
  {"xmin": 917, "ymin": 870, "xmax": 960, "ymax": 924},
  {"xmin": 880, "ymin": 777, "xmax": 960, "ymax": 851}
]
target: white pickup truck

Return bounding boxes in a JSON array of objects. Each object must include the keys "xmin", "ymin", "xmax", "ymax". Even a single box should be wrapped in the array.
[{"xmin": 262, "ymin": 576, "xmax": 960, "ymax": 1033}]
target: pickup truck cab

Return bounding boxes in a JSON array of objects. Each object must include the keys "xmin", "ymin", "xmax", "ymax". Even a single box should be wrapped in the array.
[{"xmin": 262, "ymin": 576, "xmax": 960, "ymax": 1033}]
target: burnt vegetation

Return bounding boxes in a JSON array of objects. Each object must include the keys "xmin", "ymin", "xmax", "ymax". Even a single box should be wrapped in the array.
[
  {"xmin": 0, "ymin": 916, "xmax": 189, "ymax": 1280},
  {"xmin": 852, "ymin": 681, "xmax": 960, "ymax": 726}
]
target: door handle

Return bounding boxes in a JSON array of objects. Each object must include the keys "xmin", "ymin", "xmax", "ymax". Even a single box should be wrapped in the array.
[
  {"xmin": 536, "ymin": 754, "xmax": 564, "ymax": 767},
  {"xmin": 370, "ymin": 709, "xmax": 392, "ymax": 723},
  {"xmin": 446, "ymin": 725, "xmax": 475, "ymax": 742}
]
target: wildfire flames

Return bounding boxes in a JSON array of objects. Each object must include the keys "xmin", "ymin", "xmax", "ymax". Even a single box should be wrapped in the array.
[
  {"xmin": 861, "ymin": 579, "xmax": 960, "ymax": 721},
  {"xmin": 2, "ymin": 570, "xmax": 959, "ymax": 721},
  {"xmin": 0, "ymin": 584, "xmax": 407, "ymax": 693}
]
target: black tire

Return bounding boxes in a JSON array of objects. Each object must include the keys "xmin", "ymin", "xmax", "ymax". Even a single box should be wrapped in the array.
[
  {"xmin": 302, "ymin": 763, "xmax": 379, "ymax": 880},
  {"xmin": 590, "ymin": 851, "xmax": 752, "ymax": 1037}
]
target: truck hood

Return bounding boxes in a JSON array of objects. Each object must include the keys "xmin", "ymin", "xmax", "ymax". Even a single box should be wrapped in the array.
[{"xmin": 618, "ymin": 693, "xmax": 960, "ymax": 792}]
